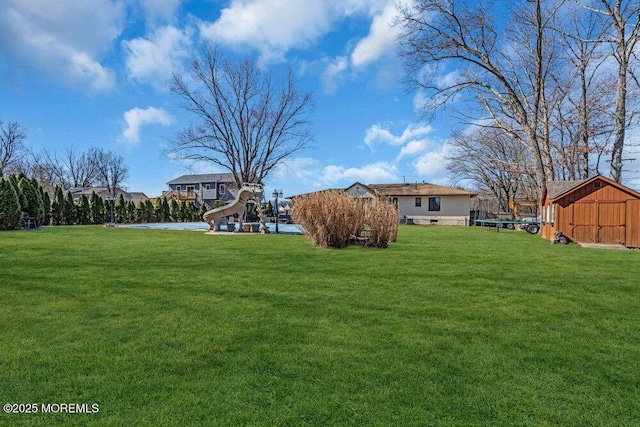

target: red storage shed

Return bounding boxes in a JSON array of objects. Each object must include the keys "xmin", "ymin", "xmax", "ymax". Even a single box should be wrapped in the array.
[{"xmin": 541, "ymin": 175, "xmax": 640, "ymax": 248}]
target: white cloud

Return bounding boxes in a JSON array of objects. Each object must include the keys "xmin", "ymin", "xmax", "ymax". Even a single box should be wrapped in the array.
[
  {"xmin": 437, "ymin": 70, "xmax": 463, "ymax": 88},
  {"xmin": 412, "ymin": 89, "xmax": 429, "ymax": 113},
  {"xmin": 122, "ymin": 26, "xmax": 192, "ymax": 87},
  {"xmin": 138, "ymin": 0, "xmax": 182, "ymax": 26},
  {"xmin": 320, "ymin": 56, "xmax": 348, "ymax": 94},
  {"xmin": 397, "ymin": 139, "xmax": 431, "ymax": 159},
  {"xmin": 0, "ymin": 0, "xmax": 124, "ymax": 92},
  {"xmin": 200, "ymin": 0, "xmax": 333, "ymax": 63},
  {"xmin": 122, "ymin": 107, "xmax": 173, "ymax": 145},
  {"xmin": 413, "ymin": 143, "xmax": 453, "ymax": 185},
  {"xmin": 199, "ymin": 0, "xmax": 393, "ymax": 64},
  {"xmin": 351, "ymin": 1, "xmax": 400, "ymax": 68},
  {"xmin": 322, "ymin": 161, "xmax": 399, "ymax": 184},
  {"xmin": 365, "ymin": 122, "xmax": 434, "ymax": 148}
]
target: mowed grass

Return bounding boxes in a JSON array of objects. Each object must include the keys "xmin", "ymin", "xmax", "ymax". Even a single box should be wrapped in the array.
[{"xmin": 1, "ymin": 225, "xmax": 639, "ymax": 426}]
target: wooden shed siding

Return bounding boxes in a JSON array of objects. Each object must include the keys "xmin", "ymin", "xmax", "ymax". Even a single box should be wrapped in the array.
[
  {"xmin": 569, "ymin": 202, "xmax": 596, "ymax": 243},
  {"xmin": 627, "ymin": 200, "xmax": 640, "ymax": 248},
  {"xmin": 542, "ymin": 177, "xmax": 640, "ymax": 247},
  {"xmin": 558, "ymin": 181, "xmax": 630, "ymax": 204}
]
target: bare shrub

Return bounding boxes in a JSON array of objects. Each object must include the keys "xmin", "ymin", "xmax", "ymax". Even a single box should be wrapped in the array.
[
  {"xmin": 363, "ymin": 198, "xmax": 399, "ymax": 248},
  {"xmin": 292, "ymin": 191, "xmax": 398, "ymax": 249}
]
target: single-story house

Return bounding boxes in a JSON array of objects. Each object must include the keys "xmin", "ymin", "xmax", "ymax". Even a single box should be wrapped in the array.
[
  {"xmin": 347, "ymin": 182, "xmax": 476, "ymax": 225},
  {"xmin": 541, "ymin": 174, "xmax": 640, "ymax": 248},
  {"xmin": 164, "ymin": 173, "xmax": 237, "ymax": 208},
  {"xmin": 293, "ymin": 182, "xmax": 476, "ymax": 225}
]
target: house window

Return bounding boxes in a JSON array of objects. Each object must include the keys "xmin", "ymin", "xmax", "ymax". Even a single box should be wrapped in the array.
[
  {"xmin": 392, "ymin": 197, "xmax": 398, "ymax": 206},
  {"xmin": 176, "ymin": 185, "xmax": 181, "ymax": 191},
  {"xmin": 428, "ymin": 197, "xmax": 441, "ymax": 211},
  {"xmin": 415, "ymin": 197, "xmax": 422, "ymax": 207},
  {"xmin": 204, "ymin": 184, "xmax": 210, "ymax": 190},
  {"xmin": 219, "ymin": 184, "xmax": 226, "ymax": 195},
  {"xmin": 594, "ymin": 180, "xmax": 601, "ymax": 189}
]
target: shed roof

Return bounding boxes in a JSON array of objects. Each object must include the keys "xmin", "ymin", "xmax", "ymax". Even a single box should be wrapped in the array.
[
  {"xmin": 545, "ymin": 178, "xmax": 589, "ymax": 200},
  {"xmin": 546, "ymin": 174, "xmax": 640, "ymax": 201}
]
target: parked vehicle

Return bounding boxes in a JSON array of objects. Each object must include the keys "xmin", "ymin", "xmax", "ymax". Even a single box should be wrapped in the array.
[{"xmin": 521, "ymin": 216, "xmax": 540, "ymax": 234}]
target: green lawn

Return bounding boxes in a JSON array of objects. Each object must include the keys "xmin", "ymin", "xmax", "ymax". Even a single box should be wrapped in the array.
[{"xmin": 1, "ymin": 225, "xmax": 639, "ymax": 426}]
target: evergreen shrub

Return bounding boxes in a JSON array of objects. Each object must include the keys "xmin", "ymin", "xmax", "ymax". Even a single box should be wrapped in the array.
[{"xmin": 0, "ymin": 177, "xmax": 23, "ymax": 230}]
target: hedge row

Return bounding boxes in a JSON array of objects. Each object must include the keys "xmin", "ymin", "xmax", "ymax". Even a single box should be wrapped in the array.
[{"xmin": 0, "ymin": 173, "xmax": 209, "ymax": 230}]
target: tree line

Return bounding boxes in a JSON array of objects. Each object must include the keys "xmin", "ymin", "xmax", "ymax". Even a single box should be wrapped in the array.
[
  {"xmin": 1, "ymin": 118, "xmax": 128, "ymax": 194},
  {"xmin": 398, "ymin": 0, "xmax": 639, "ymax": 210},
  {"xmin": 0, "ymin": 172, "xmax": 208, "ymax": 231}
]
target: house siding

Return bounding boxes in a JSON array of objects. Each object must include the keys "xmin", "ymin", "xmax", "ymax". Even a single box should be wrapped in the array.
[
  {"xmin": 166, "ymin": 174, "xmax": 238, "ymax": 207},
  {"xmin": 396, "ymin": 195, "xmax": 471, "ymax": 225}
]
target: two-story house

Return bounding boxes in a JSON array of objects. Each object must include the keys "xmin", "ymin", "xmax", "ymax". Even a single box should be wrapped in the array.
[{"xmin": 163, "ymin": 173, "xmax": 237, "ymax": 208}]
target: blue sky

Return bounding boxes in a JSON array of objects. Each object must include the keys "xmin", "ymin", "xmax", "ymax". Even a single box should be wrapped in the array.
[
  {"xmin": 2, "ymin": 1, "xmax": 640, "ymax": 199},
  {"xmin": 0, "ymin": 0, "xmax": 457, "ymax": 198}
]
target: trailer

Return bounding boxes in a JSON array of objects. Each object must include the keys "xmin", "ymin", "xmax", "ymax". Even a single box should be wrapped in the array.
[{"xmin": 474, "ymin": 219, "xmax": 540, "ymax": 234}]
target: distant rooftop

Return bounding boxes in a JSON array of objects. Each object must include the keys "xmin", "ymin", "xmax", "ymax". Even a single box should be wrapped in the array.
[
  {"xmin": 167, "ymin": 173, "xmax": 235, "ymax": 185},
  {"xmin": 290, "ymin": 182, "xmax": 476, "ymax": 199},
  {"xmin": 368, "ymin": 182, "xmax": 476, "ymax": 197}
]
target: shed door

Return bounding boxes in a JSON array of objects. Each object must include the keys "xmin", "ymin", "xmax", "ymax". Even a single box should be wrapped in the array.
[
  {"xmin": 571, "ymin": 202, "xmax": 596, "ymax": 243},
  {"xmin": 570, "ymin": 201, "xmax": 626, "ymax": 244},
  {"xmin": 597, "ymin": 201, "xmax": 625, "ymax": 244}
]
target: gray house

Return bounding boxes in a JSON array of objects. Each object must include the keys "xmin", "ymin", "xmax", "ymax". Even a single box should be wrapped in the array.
[{"xmin": 164, "ymin": 173, "xmax": 237, "ymax": 208}]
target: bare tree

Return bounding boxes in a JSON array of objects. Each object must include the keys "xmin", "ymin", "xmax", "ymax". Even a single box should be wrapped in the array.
[
  {"xmin": 448, "ymin": 126, "xmax": 538, "ymax": 211},
  {"xmin": 26, "ymin": 146, "xmax": 127, "ymax": 195},
  {"xmin": 397, "ymin": 0, "xmax": 563, "ymax": 201},
  {"xmin": 552, "ymin": 4, "xmax": 615, "ymax": 179},
  {"xmin": 94, "ymin": 149, "xmax": 129, "ymax": 197},
  {"xmin": 576, "ymin": 0, "xmax": 640, "ymax": 182},
  {"xmin": 601, "ymin": 0, "xmax": 640, "ymax": 183},
  {"xmin": 169, "ymin": 44, "xmax": 313, "ymax": 187},
  {"xmin": 0, "ymin": 119, "xmax": 27, "ymax": 175},
  {"xmin": 29, "ymin": 146, "xmax": 100, "ymax": 189}
]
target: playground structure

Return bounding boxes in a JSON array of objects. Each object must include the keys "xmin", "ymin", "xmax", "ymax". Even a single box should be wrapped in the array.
[{"xmin": 202, "ymin": 183, "xmax": 269, "ymax": 232}]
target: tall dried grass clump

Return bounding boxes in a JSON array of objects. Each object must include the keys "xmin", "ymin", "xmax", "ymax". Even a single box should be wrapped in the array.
[
  {"xmin": 363, "ymin": 197, "xmax": 399, "ymax": 248},
  {"xmin": 292, "ymin": 191, "xmax": 399, "ymax": 249}
]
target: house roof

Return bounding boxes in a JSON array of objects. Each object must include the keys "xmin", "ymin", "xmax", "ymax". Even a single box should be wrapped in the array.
[
  {"xmin": 167, "ymin": 173, "xmax": 235, "ymax": 185},
  {"xmin": 368, "ymin": 182, "xmax": 476, "ymax": 197},
  {"xmin": 68, "ymin": 187, "xmax": 128, "ymax": 197},
  {"xmin": 128, "ymin": 192, "xmax": 149, "ymax": 200},
  {"xmin": 344, "ymin": 182, "xmax": 377, "ymax": 197},
  {"xmin": 546, "ymin": 174, "xmax": 640, "ymax": 201},
  {"xmin": 289, "ymin": 182, "xmax": 476, "ymax": 199}
]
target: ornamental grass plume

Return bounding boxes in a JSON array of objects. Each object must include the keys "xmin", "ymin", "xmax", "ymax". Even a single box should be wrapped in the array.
[
  {"xmin": 292, "ymin": 191, "xmax": 398, "ymax": 249},
  {"xmin": 363, "ymin": 197, "xmax": 399, "ymax": 248}
]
